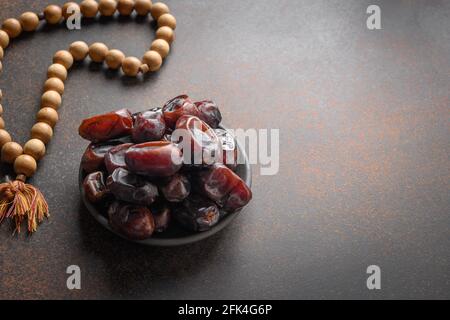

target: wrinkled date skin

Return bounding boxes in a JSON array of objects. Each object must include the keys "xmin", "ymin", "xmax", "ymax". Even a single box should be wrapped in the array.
[
  {"xmin": 79, "ymin": 109, "xmax": 133, "ymax": 143},
  {"xmin": 174, "ymin": 195, "xmax": 220, "ymax": 232},
  {"xmin": 151, "ymin": 201, "xmax": 172, "ymax": 232},
  {"xmin": 162, "ymin": 95, "xmax": 200, "ymax": 129},
  {"xmin": 175, "ymin": 115, "xmax": 222, "ymax": 166},
  {"xmin": 81, "ymin": 137, "xmax": 132, "ymax": 173},
  {"xmin": 161, "ymin": 173, "xmax": 191, "ymax": 202},
  {"xmin": 196, "ymin": 164, "xmax": 239, "ymax": 204},
  {"xmin": 107, "ymin": 168, "xmax": 159, "ymax": 206},
  {"xmin": 215, "ymin": 129, "xmax": 238, "ymax": 170},
  {"xmin": 104, "ymin": 143, "xmax": 134, "ymax": 174},
  {"xmin": 197, "ymin": 164, "xmax": 252, "ymax": 212},
  {"xmin": 83, "ymin": 171, "xmax": 109, "ymax": 203},
  {"xmin": 125, "ymin": 141, "xmax": 182, "ymax": 177},
  {"xmin": 108, "ymin": 201, "xmax": 155, "ymax": 240},
  {"xmin": 132, "ymin": 109, "xmax": 166, "ymax": 143},
  {"xmin": 195, "ymin": 100, "xmax": 222, "ymax": 129},
  {"xmin": 222, "ymin": 179, "xmax": 253, "ymax": 212}
]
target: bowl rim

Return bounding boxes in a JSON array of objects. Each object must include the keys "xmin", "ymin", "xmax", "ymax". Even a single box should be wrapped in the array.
[{"xmin": 79, "ymin": 125, "xmax": 252, "ymax": 247}]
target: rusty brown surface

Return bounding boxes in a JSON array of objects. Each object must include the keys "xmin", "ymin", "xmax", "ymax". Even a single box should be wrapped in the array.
[{"xmin": 0, "ymin": 0, "xmax": 449, "ymax": 299}]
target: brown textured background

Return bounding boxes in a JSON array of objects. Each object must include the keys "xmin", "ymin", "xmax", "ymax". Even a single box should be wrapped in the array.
[{"xmin": 0, "ymin": 0, "xmax": 449, "ymax": 299}]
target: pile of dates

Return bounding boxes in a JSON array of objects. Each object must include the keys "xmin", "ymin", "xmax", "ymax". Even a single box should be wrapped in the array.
[{"xmin": 79, "ymin": 95, "xmax": 252, "ymax": 241}]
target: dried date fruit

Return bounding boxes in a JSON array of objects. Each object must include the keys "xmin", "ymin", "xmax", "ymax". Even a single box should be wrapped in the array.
[
  {"xmin": 132, "ymin": 109, "xmax": 166, "ymax": 143},
  {"xmin": 83, "ymin": 171, "xmax": 109, "ymax": 203},
  {"xmin": 79, "ymin": 96, "xmax": 253, "ymax": 238},
  {"xmin": 196, "ymin": 164, "xmax": 252, "ymax": 212},
  {"xmin": 82, "ymin": 143, "xmax": 111, "ymax": 173},
  {"xmin": 81, "ymin": 137, "xmax": 132, "ymax": 173},
  {"xmin": 125, "ymin": 141, "xmax": 182, "ymax": 177},
  {"xmin": 174, "ymin": 195, "xmax": 220, "ymax": 232},
  {"xmin": 151, "ymin": 201, "xmax": 172, "ymax": 233},
  {"xmin": 196, "ymin": 164, "xmax": 239, "ymax": 204},
  {"xmin": 195, "ymin": 100, "xmax": 222, "ymax": 128},
  {"xmin": 108, "ymin": 201, "xmax": 155, "ymax": 240},
  {"xmin": 223, "ymin": 179, "xmax": 253, "ymax": 212},
  {"xmin": 175, "ymin": 115, "xmax": 222, "ymax": 166},
  {"xmin": 215, "ymin": 128, "xmax": 238, "ymax": 170},
  {"xmin": 104, "ymin": 143, "xmax": 134, "ymax": 174},
  {"xmin": 162, "ymin": 95, "xmax": 200, "ymax": 129},
  {"xmin": 160, "ymin": 173, "xmax": 191, "ymax": 202},
  {"xmin": 106, "ymin": 168, "xmax": 159, "ymax": 206},
  {"xmin": 79, "ymin": 109, "xmax": 133, "ymax": 143}
]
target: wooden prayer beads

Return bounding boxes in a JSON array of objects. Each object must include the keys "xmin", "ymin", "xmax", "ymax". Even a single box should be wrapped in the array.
[{"xmin": 0, "ymin": 1, "xmax": 177, "ymax": 233}]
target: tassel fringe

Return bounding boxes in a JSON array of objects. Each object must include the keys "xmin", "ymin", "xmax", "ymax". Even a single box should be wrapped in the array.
[{"xmin": 0, "ymin": 180, "xmax": 49, "ymax": 233}]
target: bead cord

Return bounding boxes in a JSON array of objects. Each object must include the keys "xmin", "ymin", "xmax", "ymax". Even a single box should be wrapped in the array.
[{"xmin": 0, "ymin": 0, "xmax": 176, "ymax": 233}]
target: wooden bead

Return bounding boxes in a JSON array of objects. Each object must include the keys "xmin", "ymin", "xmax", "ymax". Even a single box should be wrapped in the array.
[
  {"xmin": 31, "ymin": 122, "xmax": 53, "ymax": 144},
  {"xmin": 0, "ymin": 61, "xmax": 2, "ymax": 73},
  {"xmin": 105, "ymin": 49, "xmax": 125, "ymax": 69},
  {"xmin": 158, "ymin": 13, "xmax": 176, "ymax": 29},
  {"xmin": 142, "ymin": 50, "xmax": 162, "ymax": 71},
  {"xmin": 135, "ymin": 0, "xmax": 152, "ymax": 16},
  {"xmin": 2, "ymin": 18, "xmax": 22, "ymax": 38},
  {"xmin": 41, "ymin": 90, "xmax": 62, "ymax": 109},
  {"xmin": 156, "ymin": 26, "xmax": 174, "ymax": 44},
  {"xmin": 117, "ymin": 0, "xmax": 135, "ymax": 15},
  {"xmin": 89, "ymin": 42, "xmax": 109, "ymax": 63},
  {"xmin": 150, "ymin": 39, "xmax": 170, "ymax": 58},
  {"xmin": 14, "ymin": 155, "xmax": 37, "ymax": 177},
  {"xmin": 53, "ymin": 50, "xmax": 74, "ymax": 69},
  {"xmin": 44, "ymin": 77, "xmax": 65, "ymax": 95},
  {"xmin": 37, "ymin": 107, "xmax": 59, "ymax": 128},
  {"xmin": 47, "ymin": 63, "xmax": 68, "ymax": 81},
  {"xmin": 24, "ymin": 139, "xmax": 46, "ymax": 160},
  {"xmin": 150, "ymin": 2, "xmax": 169, "ymax": 20},
  {"xmin": 0, "ymin": 117, "xmax": 4, "ymax": 129},
  {"xmin": 0, "ymin": 46, "xmax": 3, "ymax": 60},
  {"xmin": 0, "ymin": 129, "xmax": 11, "ymax": 149},
  {"xmin": 1, "ymin": 142, "xmax": 23, "ymax": 164},
  {"xmin": 69, "ymin": 41, "xmax": 89, "ymax": 61},
  {"xmin": 0, "ymin": 30, "xmax": 9, "ymax": 48},
  {"xmin": 81, "ymin": 0, "xmax": 99, "ymax": 18},
  {"xmin": 0, "ymin": 103, "xmax": 3, "ymax": 115},
  {"xmin": 62, "ymin": 2, "xmax": 80, "ymax": 19},
  {"xmin": 121, "ymin": 57, "xmax": 141, "ymax": 76},
  {"xmin": 44, "ymin": 5, "xmax": 63, "ymax": 24},
  {"xmin": 139, "ymin": 64, "xmax": 149, "ymax": 73},
  {"xmin": 99, "ymin": 0, "xmax": 118, "ymax": 16},
  {"xmin": 19, "ymin": 12, "xmax": 40, "ymax": 32}
]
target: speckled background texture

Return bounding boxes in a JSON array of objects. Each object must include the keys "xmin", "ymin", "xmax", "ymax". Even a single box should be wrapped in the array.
[{"xmin": 0, "ymin": 0, "xmax": 449, "ymax": 299}]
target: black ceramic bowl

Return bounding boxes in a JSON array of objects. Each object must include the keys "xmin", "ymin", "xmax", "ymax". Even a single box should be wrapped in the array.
[{"xmin": 79, "ymin": 126, "xmax": 252, "ymax": 246}]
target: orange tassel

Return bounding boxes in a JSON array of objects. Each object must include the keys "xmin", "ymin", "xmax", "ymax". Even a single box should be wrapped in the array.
[{"xmin": 0, "ymin": 177, "xmax": 49, "ymax": 234}]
